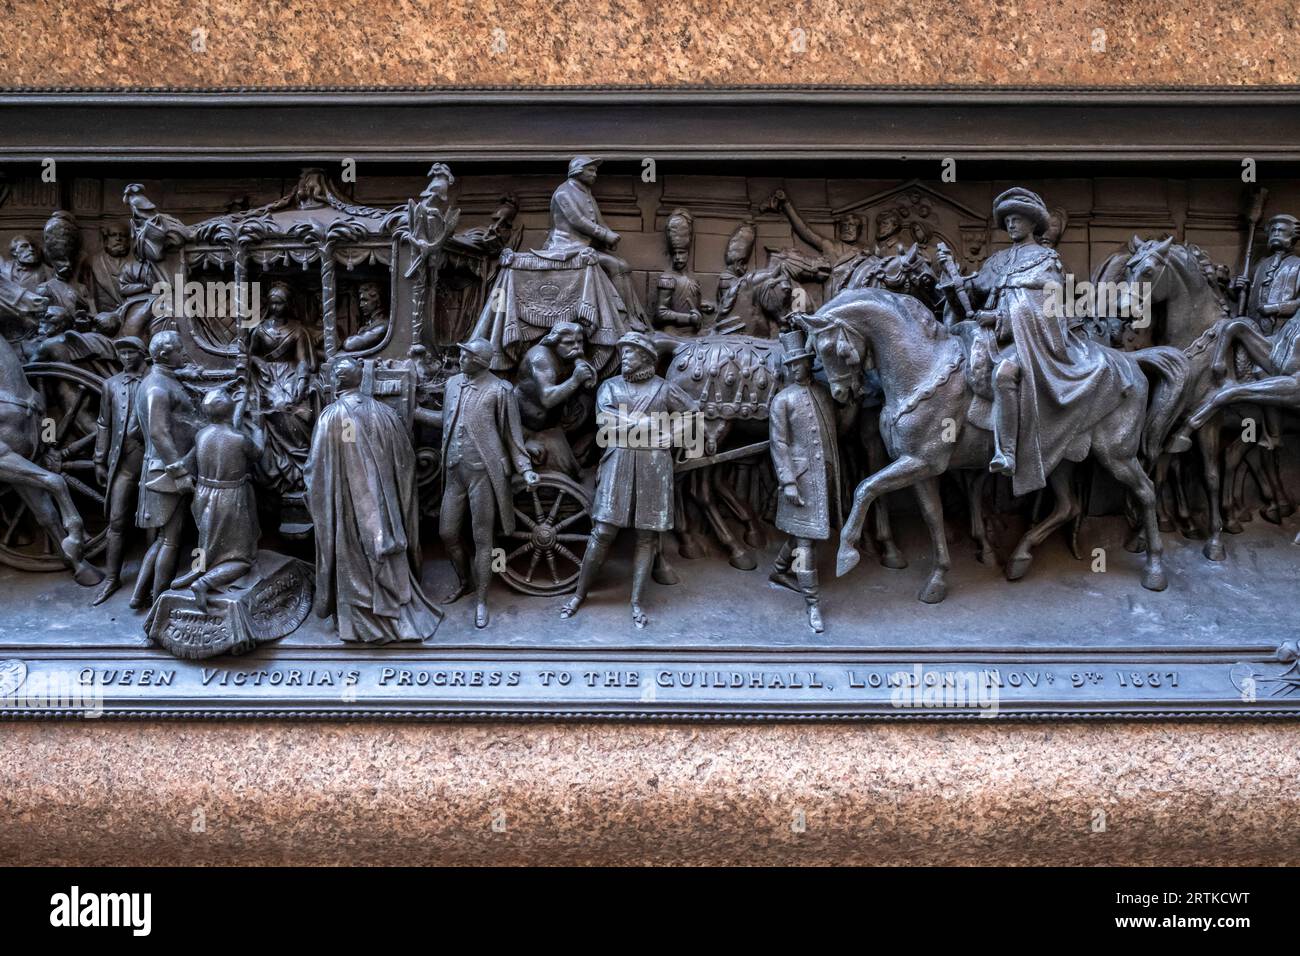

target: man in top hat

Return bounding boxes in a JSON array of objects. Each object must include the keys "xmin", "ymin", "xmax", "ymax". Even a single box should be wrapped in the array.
[
  {"xmin": 937, "ymin": 187, "xmax": 1131, "ymax": 496},
  {"xmin": 1232, "ymin": 213, "xmax": 1300, "ymax": 335},
  {"xmin": 537, "ymin": 156, "xmax": 644, "ymax": 325},
  {"xmin": 91, "ymin": 335, "xmax": 148, "ymax": 606},
  {"xmin": 435, "ymin": 337, "xmax": 539, "ymax": 629},
  {"xmin": 560, "ymin": 330, "xmax": 698, "ymax": 629},
  {"xmin": 768, "ymin": 329, "xmax": 846, "ymax": 633}
]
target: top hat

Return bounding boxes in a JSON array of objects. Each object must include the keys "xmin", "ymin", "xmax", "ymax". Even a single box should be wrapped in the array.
[{"xmin": 779, "ymin": 329, "xmax": 815, "ymax": 365}]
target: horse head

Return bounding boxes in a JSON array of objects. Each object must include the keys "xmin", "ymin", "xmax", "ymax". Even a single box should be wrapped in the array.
[
  {"xmin": 1121, "ymin": 235, "xmax": 1177, "ymax": 313},
  {"xmin": 877, "ymin": 243, "xmax": 939, "ymax": 303},
  {"xmin": 796, "ymin": 309, "xmax": 864, "ymax": 404}
]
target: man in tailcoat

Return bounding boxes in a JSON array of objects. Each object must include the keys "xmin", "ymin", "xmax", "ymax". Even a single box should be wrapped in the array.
[
  {"xmin": 91, "ymin": 335, "xmax": 147, "ymax": 606},
  {"xmin": 436, "ymin": 337, "xmax": 539, "ymax": 629}
]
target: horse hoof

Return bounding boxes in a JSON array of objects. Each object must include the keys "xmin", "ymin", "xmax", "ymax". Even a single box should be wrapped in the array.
[
  {"xmin": 679, "ymin": 541, "xmax": 706, "ymax": 560},
  {"xmin": 1005, "ymin": 554, "xmax": 1032, "ymax": 581},
  {"xmin": 1262, "ymin": 505, "xmax": 1283, "ymax": 525},
  {"xmin": 73, "ymin": 562, "xmax": 104, "ymax": 588},
  {"xmin": 917, "ymin": 577, "xmax": 947, "ymax": 605},
  {"xmin": 1142, "ymin": 566, "xmax": 1169, "ymax": 592},
  {"xmin": 1157, "ymin": 517, "xmax": 1175, "ymax": 533},
  {"xmin": 878, "ymin": 545, "xmax": 908, "ymax": 571},
  {"xmin": 743, "ymin": 527, "xmax": 765, "ymax": 549},
  {"xmin": 652, "ymin": 565, "xmax": 680, "ymax": 586},
  {"xmin": 728, "ymin": 550, "xmax": 757, "ymax": 572},
  {"xmin": 1281, "ymin": 503, "xmax": 1297, "ymax": 519},
  {"xmin": 1124, "ymin": 534, "xmax": 1146, "ymax": 554},
  {"xmin": 836, "ymin": 546, "xmax": 861, "ymax": 578},
  {"xmin": 976, "ymin": 549, "xmax": 997, "ymax": 568},
  {"xmin": 1203, "ymin": 540, "xmax": 1226, "ymax": 562},
  {"xmin": 1224, "ymin": 520, "xmax": 1244, "ymax": 535}
]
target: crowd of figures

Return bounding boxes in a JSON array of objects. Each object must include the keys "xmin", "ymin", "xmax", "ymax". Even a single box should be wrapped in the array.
[{"xmin": 0, "ymin": 155, "xmax": 1297, "ymax": 653}]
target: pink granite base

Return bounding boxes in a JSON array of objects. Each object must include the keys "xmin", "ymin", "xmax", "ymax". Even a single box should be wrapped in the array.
[{"xmin": 2, "ymin": 721, "xmax": 1296, "ymax": 865}]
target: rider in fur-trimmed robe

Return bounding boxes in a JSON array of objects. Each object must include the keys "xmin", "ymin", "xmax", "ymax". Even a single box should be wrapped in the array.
[{"xmin": 947, "ymin": 188, "xmax": 1139, "ymax": 496}]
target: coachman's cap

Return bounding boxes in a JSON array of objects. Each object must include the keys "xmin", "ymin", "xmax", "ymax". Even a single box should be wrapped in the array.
[
  {"xmin": 616, "ymin": 330, "xmax": 658, "ymax": 360},
  {"xmin": 992, "ymin": 187, "xmax": 1050, "ymax": 235},
  {"xmin": 113, "ymin": 335, "xmax": 147, "ymax": 354},
  {"xmin": 568, "ymin": 155, "xmax": 603, "ymax": 178},
  {"xmin": 1267, "ymin": 213, "xmax": 1300, "ymax": 231},
  {"xmin": 458, "ymin": 337, "xmax": 495, "ymax": 365}
]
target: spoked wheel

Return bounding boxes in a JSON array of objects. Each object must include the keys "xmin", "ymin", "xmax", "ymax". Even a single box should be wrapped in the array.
[
  {"xmin": 498, "ymin": 471, "xmax": 592, "ymax": 596},
  {"xmin": 0, "ymin": 362, "xmax": 110, "ymax": 571},
  {"xmin": 415, "ymin": 445, "xmax": 442, "ymax": 519}
]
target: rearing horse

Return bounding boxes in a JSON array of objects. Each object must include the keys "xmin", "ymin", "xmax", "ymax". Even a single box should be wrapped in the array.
[
  {"xmin": 799, "ymin": 289, "xmax": 1187, "ymax": 604},
  {"xmin": 0, "ymin": 319, "xmax": 102, "ymax": 587}
]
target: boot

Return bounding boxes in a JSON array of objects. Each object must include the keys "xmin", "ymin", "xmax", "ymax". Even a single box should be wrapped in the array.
[
  {"xmin": 92, "ymin": 529, "xmax": 126, "ymax": 606},
  {"xmin": 440, "ymin": 543, "xmax": 473, "ymax": 604},
  {"xmin": 990, "ymin": 383, "xmax": 1018, "ymax": 477},
  {"xmin": 798, "ymin": 568, "xmax": 824, "ymax": 633},
  {"xmin": 651, "ymin": 534, "xmax": 680, "ymax": 585},
  {"xmin": 629, "ymin": 533, "xmax": 656, "ymax": 629},
  {"xmin": 769, "ymin": 539, "xmax": 799, "ymax": 592}
]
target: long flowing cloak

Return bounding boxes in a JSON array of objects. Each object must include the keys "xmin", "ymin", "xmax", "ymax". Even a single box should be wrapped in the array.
[
  {"xmin": 305, "ymin": 391, "xmax": 442, "ymax": 644},
  {"xmin": 975, "ymin": 244, "xmax": 1140, "ymax": 495}
]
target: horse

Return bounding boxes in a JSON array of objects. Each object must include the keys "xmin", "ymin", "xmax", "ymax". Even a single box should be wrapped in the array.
[
  {"xmin": 798, "ymin": 288, "xmax": 1188, "ymax": 604},
  {"xmin": 1174, "ymin": 313, "xmax": 1300, "ymax": 549},
  {"xmin": 660, "ymin": 332, "xmax": 778, "ymax": 569},
  {"xmin": 1108, "ymin": 236, "xmax": 1229, "ymax": 350},
  {"xmin": 1117, "ymin": 237, "xmax": 1292, "ymax": 553},
  {"xmin": 656, "ymin": 259, "xmax": 918, "ymax": 572},
  {"xmin": 0, "ymin": 313, "xmax": 103, "ymax": 588}
]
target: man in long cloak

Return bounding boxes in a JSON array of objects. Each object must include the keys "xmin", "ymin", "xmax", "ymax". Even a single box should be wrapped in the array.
[{"xmin": 305, "ymin": 358, "xmax": 442, "ymax": 644}]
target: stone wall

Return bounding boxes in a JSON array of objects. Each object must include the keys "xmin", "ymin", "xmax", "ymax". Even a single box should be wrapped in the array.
[{"xmin": 2, "ymin": 1, "xmax": 1298, "ymax": 865}]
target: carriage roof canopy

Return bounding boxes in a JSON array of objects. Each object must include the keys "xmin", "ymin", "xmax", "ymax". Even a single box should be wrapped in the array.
[{"xmin": 186, "ymin": 168, "xmax": 400, "ymax": 272}]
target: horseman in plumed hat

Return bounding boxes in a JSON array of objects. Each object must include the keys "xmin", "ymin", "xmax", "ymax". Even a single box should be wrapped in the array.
[{"xmin": 938, "ymin": 187, "xmax": 1137, "ymax": 495}]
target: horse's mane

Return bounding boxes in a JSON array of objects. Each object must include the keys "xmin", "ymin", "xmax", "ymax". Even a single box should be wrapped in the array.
[{"xmin": 825, "ymin": 288, "xmax": 948, "ymax": 341}]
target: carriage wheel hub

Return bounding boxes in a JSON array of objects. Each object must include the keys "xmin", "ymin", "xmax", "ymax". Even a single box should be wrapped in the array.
[{"xmin": 532, "ymin": 524, "xmax": 557, "ymax": 550}]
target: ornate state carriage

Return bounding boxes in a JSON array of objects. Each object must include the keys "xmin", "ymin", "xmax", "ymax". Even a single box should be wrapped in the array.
[{"xmin": 164, "ymin": 168, "xmax": 452, "ymax": 533}]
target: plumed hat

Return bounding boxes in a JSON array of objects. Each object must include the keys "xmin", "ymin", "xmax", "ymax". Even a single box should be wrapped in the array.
[{"xmin": 992, "ymin": 187, "xmax": 1050, "ymax": 236}]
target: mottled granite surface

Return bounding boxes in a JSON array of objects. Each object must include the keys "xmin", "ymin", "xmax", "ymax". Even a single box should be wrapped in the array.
[
  {"xmin": 1, "ymin": 721, "xmax": 1297, "ymax": 865},
  {"xmin": 2, "ymin": 1, "xmax": 1299, "ymax": 866},
  {"xmin": 0, "ymin": 0, "xmax": 1297, "ymax": 88}
]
